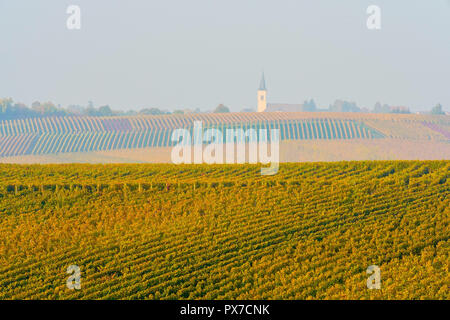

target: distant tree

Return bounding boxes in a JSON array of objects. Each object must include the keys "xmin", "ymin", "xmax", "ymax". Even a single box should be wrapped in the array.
[
  {"xmin": 430, "ymin": 104, "xmax": 445, "ymax": 115},
  {"xmin": 13, "ymin": 102, "xmax": 28, "ymax": 110},
  {"xmin": 31, "ymin": 101, "xmax": 41, "ymax": 109},
  {"xmin": 213, "ymin": 104, "xmax": 230, "ymax": 113},
  {"xmin": 373, "ymin": 102, "xmax": 382, "ymax": 113},
  {"xmin": 85, "ymin": 106, "xmax": 97, "ymax": 116},
  {"xmin": 373, "ymin": 102, "xmax": 381, "ymax": 110},
  {"xmin": 373, "ymin": 102, "xmax": 391, "ymax": 113},
  {"xmin": 0, "ymin": 98, "xmax": 72, "ymax": 118},
  {"xmin": 173, "ymin": 110, "xmax": 184, "ymax": 114},
  {"xmin": 0, "ymin": 98, "xmax": 13, "ymax": 113},
  {"xmin": 30, "ymin": 101, "xmax": 58, "ymax": 115},
  {"xmin": 11, "ymin": 103, "xmax": 30, "ymax": 117},
  {"xmin": 41, "ymin": 102, "xmax": 58, "ymax": 114},
  {"xmin": 329, "ymin": 100, "xmax": 360, "ymax": 113},
  {"xmin": 67, "ymin": 105, "xmax": 84, "ymax": 115},
  {"xmin": 390, "ymin": 106, "xmax": 410, "ymax": 114},
  {"xmin": 303, "ymin": 99, "xmax": 317, "ymax": 112},
  {"xmin": 98, "ymin": 105, "xmax": 114, "ymax": 116},
  {"xmin": 139, "ymin": 108, "xmax": 167, "ymax": 115}
]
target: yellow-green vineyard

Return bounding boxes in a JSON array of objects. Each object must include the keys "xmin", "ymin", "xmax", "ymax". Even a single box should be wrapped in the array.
[{"xmin": 0, "ymin": 161, "xmax": 448, "ymax": 299}]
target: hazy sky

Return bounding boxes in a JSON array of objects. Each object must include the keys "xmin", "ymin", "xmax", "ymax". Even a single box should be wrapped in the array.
[{"xmin": 1, "ymin": 0, "xmax": 449, "ymax": 112}]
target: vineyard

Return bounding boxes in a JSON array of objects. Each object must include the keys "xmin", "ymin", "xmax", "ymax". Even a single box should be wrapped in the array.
[
  {"xmin": 0, "ymin": 113, "xmax": 448, "ymax": 159},
  {"xmin": 0, "ymin": 161, "xmax": 448, "ymax": 299}
]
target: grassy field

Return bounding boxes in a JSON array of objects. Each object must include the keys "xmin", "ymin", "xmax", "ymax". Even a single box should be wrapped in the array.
[{"xmin": 0, "ymin": 161, "xmax": 448, "ymax": 299}]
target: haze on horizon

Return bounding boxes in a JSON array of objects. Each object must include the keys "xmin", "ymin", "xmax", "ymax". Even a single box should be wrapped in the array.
[{"xmin": 1, "ymin": 0, "xmax": 449, "ymax": 113}]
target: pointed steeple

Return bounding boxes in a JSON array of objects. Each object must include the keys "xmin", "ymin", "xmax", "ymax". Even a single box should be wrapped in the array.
[
  {"xmin": 259, "ymin": 72, "xmax": 267, "ymax": 91},
  {"xmin": 257, "ymin": 72, "xmax": 267, "ymax": 112}
]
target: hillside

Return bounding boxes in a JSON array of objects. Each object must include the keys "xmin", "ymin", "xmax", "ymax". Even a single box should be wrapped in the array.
[
  {"xmin": 0, "ymin": 161, "xmax": 448, "ymax": 299},
  {"xmin": 0, "ymin": 112, "xmax": 449, "ymax": 163}
]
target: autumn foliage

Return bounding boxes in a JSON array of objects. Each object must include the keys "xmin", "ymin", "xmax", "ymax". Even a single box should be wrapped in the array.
[{"xmin": 0, "ymin": 161, "xmax": 448, "ymax": 299}]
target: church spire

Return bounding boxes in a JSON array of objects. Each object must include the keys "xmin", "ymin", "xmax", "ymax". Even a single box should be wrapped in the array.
[
  {"xmin": 257, "ymin": 72, "xmax": 267, "ymax": 112},
  {"xmin": 259, "ymin": 72, "xmax": 267, "ymax": 91}
]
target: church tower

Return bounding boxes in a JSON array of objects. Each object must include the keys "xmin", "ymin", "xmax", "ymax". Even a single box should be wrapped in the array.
[{"xmin": 257, "ymin": 73, "xmax": 267, "ymax": 112}]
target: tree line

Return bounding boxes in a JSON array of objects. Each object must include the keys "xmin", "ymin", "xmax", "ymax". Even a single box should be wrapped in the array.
[
  {"xmin": 0, "ymin": 97, "xmax": 446, "ymax": 120},
  {"xmin": 0, "ymin": 98, "xmax": 235, "ymax": 120}
]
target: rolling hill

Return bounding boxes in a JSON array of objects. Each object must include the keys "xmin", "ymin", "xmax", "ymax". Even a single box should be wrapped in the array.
[{"xmin": 0, "ymin": 112, "xmax": 449, "ymax": 163}]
